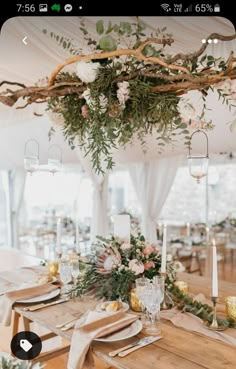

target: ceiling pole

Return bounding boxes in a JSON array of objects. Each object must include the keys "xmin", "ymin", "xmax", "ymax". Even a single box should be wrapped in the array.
[
  {"xmin": 205, "ymin": 172, "xmax": 209, "ymax": 226},
  {"xmin": 3, "ymin": 171, "xmax": 14, "ymax": 247}
]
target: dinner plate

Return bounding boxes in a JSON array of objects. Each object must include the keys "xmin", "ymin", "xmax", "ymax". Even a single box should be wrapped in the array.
[
  {"xmin": 96, "ymin": 301, "xmax": 129, "ymax": 313},
  {"xmin": 94, "ymin": 319, "xmax": 142, "ymax": 342},
  {"xmin": 16, "ymin": 288, "xmax": 61, "ymax": 303}
]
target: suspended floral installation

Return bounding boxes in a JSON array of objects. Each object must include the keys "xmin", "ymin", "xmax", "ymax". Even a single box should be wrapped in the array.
[{"xmin": 0, "ymin": 18, "xmax": 236, "ymax": 173}]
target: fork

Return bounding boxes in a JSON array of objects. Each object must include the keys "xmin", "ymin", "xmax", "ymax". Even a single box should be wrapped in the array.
[
  {"xmin": 61, "ymin": 321, "xmax": 77, "ymax": 331},
  {"xmin": 56, "ymin": 317, "xmax": 79, "ymax": 329}
]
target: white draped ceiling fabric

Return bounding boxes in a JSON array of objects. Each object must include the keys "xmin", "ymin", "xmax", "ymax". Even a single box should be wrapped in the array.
[
  {"xmin": 128, "ymin": 156, "xmax": 183, "ymax": 243},
  {"xmin": 76, "ymin": 149, "xmax": 109, "ymax": 242},
  {"xmin": 0, "ymin": 16, "xmax": 235, "ymax": 246}
]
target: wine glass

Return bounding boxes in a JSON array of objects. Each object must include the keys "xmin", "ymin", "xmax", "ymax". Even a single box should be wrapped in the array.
[
  {"xmin": 142, "ymin": 284, "xmax": 162, "ymax": 335},
  {"xmin": 59, "ymin": 260, "xmax": 72, "ymax": 295},
  {"xmin": 70, "ymin": 260, "xmax": 80, "ymax": 286},
  {"xmin": 136, "ymin": 277, "xmax": 151, "ymax": 328},
  {"xmin": 152, "ymin": 275, "xmax": 165, "ymax": 326}
]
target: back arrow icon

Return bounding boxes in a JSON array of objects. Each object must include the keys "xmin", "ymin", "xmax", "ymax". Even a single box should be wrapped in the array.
[{"xmin": 22, "ymin": 37, "xmax": 27, "ymax": 45}]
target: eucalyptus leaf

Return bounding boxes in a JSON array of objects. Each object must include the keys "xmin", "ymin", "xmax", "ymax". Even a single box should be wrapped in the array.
[
  {"xmin": 96, "ymin": 20, "xmax": 104, "ymax": 35},
  {"xmin": 99, "ymin": 35, "xmax": 117, "ymax": 51}
]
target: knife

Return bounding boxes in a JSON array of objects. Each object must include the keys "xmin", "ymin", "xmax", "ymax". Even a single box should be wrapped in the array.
[
  {"xmin": 23, "ymin": 297, "xmax": 69, "ymax": 311},
  {"xmin": 118, "ymin": 336, "xmax": 162, "ymax": 357},
  {"xmin": 109, "ymin": 338, "xmax": 143, "ymax": 357}
]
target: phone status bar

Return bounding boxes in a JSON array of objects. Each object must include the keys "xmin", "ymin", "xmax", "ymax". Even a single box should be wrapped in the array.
[{"xmin": 8, "ymin": 2, "xmax": 234, "ymax": 23}]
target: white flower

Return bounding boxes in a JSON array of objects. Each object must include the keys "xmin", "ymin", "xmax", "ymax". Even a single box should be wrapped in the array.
[
  {"xmin": 82, "ymin": 88, "xmax": 92, "ymax": 105},
  {"xmin": 76, "ymin": 61, "xmax": 100, "ymax": 83},
  {"xmin": 173, "ymin": 261, "xmax": 186, "ymax": 272},
  {"xmin": 82, "ymin": 88, "xmax": 108, "ymax": 113},
  {"xmin": 98, "ymin": 93, "xmax": 108, "ymax": 113},
  {"xmin": 117, "ymin": 81, "xmax": 130, "ymax": 106},
  {"xmin": 120, "ymin": 242, "xmax": 131, "ymax": 250}
]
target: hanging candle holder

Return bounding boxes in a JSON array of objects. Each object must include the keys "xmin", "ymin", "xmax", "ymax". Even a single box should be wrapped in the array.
[
  {"xmin": 24, "ymin": 139, "xmax": 40, "ymax": 175},
  {"xmin": 47, "ymin": 144, "xmax": 62, "ymax": 175},
  {"xmin": 188, "ymin": 129, "xmax": 209, "ymax": 184}
]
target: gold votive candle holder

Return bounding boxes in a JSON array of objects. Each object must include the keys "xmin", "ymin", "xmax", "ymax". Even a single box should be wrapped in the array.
[
  {"xmin": 47, "ymin": 260, "xmax": 59, "ymax": 277},
  {"xmin": 174, "ymin": 281, "xmax": 188, "ymax": 294},
  {"xmin": 129, "ymin": 288, "xmax": 142, "ymax": 312},
  {"xmin": 225, "ymin": 296, "xmax": 236, "ymax": 320}
]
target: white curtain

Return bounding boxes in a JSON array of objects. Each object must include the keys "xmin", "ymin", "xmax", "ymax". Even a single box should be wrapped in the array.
[
  {"xmin": 128, "ymin": 156, "xmax": 183, "ymax": 243},
  {"xmin": 2, "ymin": 169, "xmax": 26, "ymax": 248},
  {"xmin": 76, "ymin": 150, "xmax": 109, "ymax": 242}
]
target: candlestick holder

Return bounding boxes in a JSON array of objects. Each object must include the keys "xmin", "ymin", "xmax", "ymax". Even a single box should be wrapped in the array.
[
  {"xmin": 56, "ymin": 250, "xmax": 62, "ymax": 260},
  {"xmin": 205, "ymin": 296, "xmax": 227, "ymax": 331},
  {"xmin": 160, "ymin": 273, "xmax": 174, "ymax": 310}
]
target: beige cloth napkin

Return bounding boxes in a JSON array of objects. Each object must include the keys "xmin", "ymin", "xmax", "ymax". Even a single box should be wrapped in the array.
[
  {"xmin": 0, "ymin": 283, "xmax": 59, "ymax": 326},
  {"xmin": 160, "ymin": 293, "xmax": 236, "ymax": 346},
  {"xmin": 67, "ymin": 311, "xmax": 138, "ymax": 369}
]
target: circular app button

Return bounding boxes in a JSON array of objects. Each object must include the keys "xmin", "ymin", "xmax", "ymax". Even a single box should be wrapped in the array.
[{"xmin": 11, "ymin": 331, "xmax": 42, "ymax": 360}]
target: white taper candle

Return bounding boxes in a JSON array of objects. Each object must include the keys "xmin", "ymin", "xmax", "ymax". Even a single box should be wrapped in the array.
[
  {"xmin": 161, "ymin": 224, "xmax": 167, "ymax": 273},
  {"xmin": 75, "ymin": 220, "xmax": 80, "ymax": 254},
  {"xmin": 56, "ymin": 217, "xmax": 62, "ymax": 253},
  {"xmin": 212, "ymin": 238, "xmax": 218, "ymax": 297}
]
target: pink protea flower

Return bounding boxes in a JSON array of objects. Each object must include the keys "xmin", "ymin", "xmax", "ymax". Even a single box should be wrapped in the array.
[
  {"xmin": 143, "ymin": 245, "xmax": 154, "ymax": 256},
  {"xmin": 129, "ymin": 259, "xmax": 144, "ymax": 275},
  {"xmin": 96, "ymin": 245, "xmax": 121, "ymax": 274},
  {"xmin": 144, "ymin": 261, "xmax": 155, "ymax": 271}
]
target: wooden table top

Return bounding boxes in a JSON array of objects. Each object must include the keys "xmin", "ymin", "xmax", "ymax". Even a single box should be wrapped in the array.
[
  {"xmin": 0, "ymin": 247, "xmax": 43, "ymax": 272},
  {"xmin": 14, "ymin": 273, "xmax": 236, "ymax": 369}
]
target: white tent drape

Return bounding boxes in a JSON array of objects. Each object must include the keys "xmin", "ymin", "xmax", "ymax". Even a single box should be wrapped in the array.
[
  {"xmin": 2, "ymin": 169, "xmax": 26, "ymax": 247},
  {"xmin": 76, "ymin": 150, "xmax": 109, "ymax": 242},
  {"xmin": 128, "ymin": 156, "xmax": 183, "ymax": 243}
]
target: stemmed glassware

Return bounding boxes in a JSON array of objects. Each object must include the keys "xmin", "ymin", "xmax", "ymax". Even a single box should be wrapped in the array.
[
  {"xmin": 59, "ymin": 259, "xmax": 72, "ymax": 295},
  {"xmin": 70, "ymin": 260, "xmax": 80, "ymax": 287},
  {"xmin": 135, "ymin": 277, "xmax": 151, "ymax": 328},
  {"xmin": 152, "ymin": 275, "xmax": 165, "ymax": 327},
  {"xmin": 142, "ymin": 283, "xmax": 162, "ymax": 335}
]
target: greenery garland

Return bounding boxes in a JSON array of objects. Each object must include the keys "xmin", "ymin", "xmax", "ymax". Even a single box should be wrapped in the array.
[
  {"xmin": 169, "ymin": 285, "xmax": 236, "ymax": 328},
  {"xmin": 1, "ymin": 18, "xmax": 236, "ymax": 173}
]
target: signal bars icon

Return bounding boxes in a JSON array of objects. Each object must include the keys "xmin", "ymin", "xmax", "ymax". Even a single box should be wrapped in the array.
[{"xmin": 184, "ymin": 4, "xmax": 193, "ymax": 12}]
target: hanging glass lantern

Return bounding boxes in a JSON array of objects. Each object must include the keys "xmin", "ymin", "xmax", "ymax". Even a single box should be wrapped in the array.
[
  {"xmin": 188, "ymin": 130, "xmax": 209, "ymax": 183},
  {"xmin": 24, "ymin": 139, "xmax": 39, "ymax": 175}
]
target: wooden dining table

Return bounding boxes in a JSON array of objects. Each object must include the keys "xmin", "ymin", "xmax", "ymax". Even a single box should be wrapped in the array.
[{"xmin": 11, "ymin": 271, "xmax": 236, "ymax": 369}]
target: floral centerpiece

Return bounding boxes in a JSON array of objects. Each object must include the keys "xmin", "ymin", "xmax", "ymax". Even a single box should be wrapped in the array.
[
  {"xmin": 0, "ymin": 18, "xmax": 236, "ymax": 173},
  {"xmin": 72, "ymin": 234, "xmax": 177, "ymax": 301}
]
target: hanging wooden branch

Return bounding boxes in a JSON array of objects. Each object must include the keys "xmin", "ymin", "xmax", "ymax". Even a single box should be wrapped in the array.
[{"xmin": 0, "ymin": 21, "xmax": 236, "ymax": 174}]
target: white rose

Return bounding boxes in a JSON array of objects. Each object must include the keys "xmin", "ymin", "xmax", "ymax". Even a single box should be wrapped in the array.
[{"xmin": 76, "ymin": 61, "xmax": 100, "ymax": 83}]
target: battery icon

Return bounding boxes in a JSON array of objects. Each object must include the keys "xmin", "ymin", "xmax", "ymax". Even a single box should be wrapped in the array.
[{"xmin": 214, "ymin": 4, "xmax": 220, "ymax": 12}]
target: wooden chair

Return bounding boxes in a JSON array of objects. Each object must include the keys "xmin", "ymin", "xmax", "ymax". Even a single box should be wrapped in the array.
[{"xmin": 176, "ymin": 249, "xmax": 202, "ymax": 275}]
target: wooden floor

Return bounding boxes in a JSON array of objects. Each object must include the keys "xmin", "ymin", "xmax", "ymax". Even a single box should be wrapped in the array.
[{"xmin": 0, "ymin": 254, "xmax": 235, "ymax": 369}]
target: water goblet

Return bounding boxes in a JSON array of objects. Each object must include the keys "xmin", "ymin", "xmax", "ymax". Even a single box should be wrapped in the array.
[
  {"xmin": 59, "ymin": 260, "xmax": 72, "ymax": 296},
  {"xmin": 135, "ymin": 278, "xmax": 151, "ymax": 328},
  {"xmin": 152, "ymin": 275, "xmax": 165, "ymax": 327},
  {"xmin": 142, "ymin": 284, "xmax": 162, "ymax": 335}
]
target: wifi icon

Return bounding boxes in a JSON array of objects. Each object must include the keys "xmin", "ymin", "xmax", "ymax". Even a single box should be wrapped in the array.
[{"xmin": 161, "ymin": 3, "xmax": 171, "ymax": 12}]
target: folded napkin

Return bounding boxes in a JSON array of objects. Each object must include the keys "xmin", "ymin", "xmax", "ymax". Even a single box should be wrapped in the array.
[
  {"xmin": 68, "ymin": 311, "xmax": 138, "ymax": 369},
  {"xmin": 0, "ymin": 283, "xmax": 58, "ymax": 326},
  {"xmin": 160, "ymin": 293, "xmax": 236, "ymax": 346}
]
